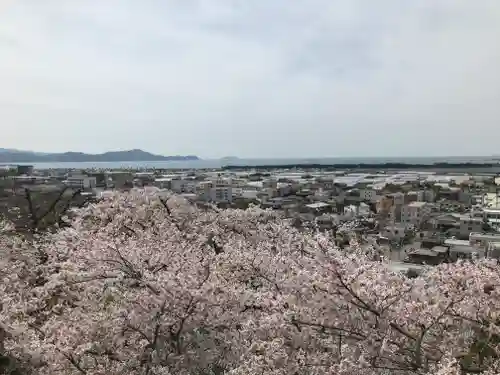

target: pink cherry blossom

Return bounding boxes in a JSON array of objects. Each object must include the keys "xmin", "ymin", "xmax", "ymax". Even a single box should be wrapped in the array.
[{"xmin": 1, "ymin": 189, "xmax": 500, "ymax": 375}]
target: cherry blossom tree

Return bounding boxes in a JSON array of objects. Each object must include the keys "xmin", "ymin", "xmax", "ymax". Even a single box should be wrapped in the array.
[{"xmin": 1, "ymin": 189, "xmax": 500, "ymax": 375}]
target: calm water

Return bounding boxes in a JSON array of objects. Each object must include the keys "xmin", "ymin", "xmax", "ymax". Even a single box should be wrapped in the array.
[{"xmin": 23, "ymin": 156, "xmax": 499, "ymax": 170}]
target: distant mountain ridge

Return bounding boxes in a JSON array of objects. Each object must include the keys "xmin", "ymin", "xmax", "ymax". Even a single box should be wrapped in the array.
[{"xmin": 0, "ymin": 148, "xmax": 200, "ymax": 163}]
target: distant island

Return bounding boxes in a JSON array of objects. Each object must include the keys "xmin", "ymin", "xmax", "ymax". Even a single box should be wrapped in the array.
[
  {"xmin": 219, "ymin": 156, "xmax": 240, "ymax": 162},
  {"xmin": 0, "ymin": 148, "xmax": 200, "ymax": 163}
]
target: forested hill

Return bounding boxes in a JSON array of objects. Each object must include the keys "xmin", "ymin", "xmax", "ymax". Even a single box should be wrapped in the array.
[{"xmin": 0, "ymin": 149, "xmax": 200, "ymax": 163}]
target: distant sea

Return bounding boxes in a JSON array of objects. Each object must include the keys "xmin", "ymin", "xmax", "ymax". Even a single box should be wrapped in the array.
[{"xmin": 17, "ymin": 156, "xmax": 500, "ymax": 170}]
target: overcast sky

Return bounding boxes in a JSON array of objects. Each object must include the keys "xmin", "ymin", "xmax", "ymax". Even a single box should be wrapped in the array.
[{"xmin": 1, "ymin": 1, "xmax": 499, "ymax": 159}]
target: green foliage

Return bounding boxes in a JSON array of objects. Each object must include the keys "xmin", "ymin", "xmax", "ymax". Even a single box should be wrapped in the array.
[
  {"xmin": 0, "ymin": 354, "xmax": 29, "ymax": 375},
  {"xmin": 0, "ymin": 188, "xmax": 91, "ymax": 233},
  {"xmin": 461, "ymin": 324, "xmax": 500, "ymax": 371}
]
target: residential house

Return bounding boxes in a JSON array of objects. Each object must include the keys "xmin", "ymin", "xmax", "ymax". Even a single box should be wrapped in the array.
[
  {"xmin": 470, "ymin": 232, "xmax": 500, "ymax": 248},
  {"xmin": 381, "ymin": 224, "xmax": 407, "ymax": 242},
  {"xmin": 154, "ymin": 178, "xmax": 172, "ymax": 189},
  {"xmin": 486, "ymin": 242, "xmax": 500, "ymax": 259},
  {"xmin": 482, "ymin": 208, "xmax": 500, "ymax": 222},
  {"xmin": 276, "ymin": 182, "xmax": 293, "ymax": 197},
  {"xmin": 430, "ymin": 213, "xmax": 460, "ymax": 231},
  {"xmin": 404, "ymin": 248, "xmax": 443, "ymax": 265},
  {"xmin": 406, "ymin": 191, "xmax": 422, "ymax": 203},
  {"xmin": 305, "ymin": 202, "xmax": 332, "ymax": 215},
  {"xmin": 359, "ymin": 188, "xmax": 379, "ymax": 203},
  {"xmin": 388, "ymin": 262, "xmax": 428, "ymax": 277},
  {"xmin": 459, "ymin": 215, "xmax": 484, "ymax": 239},
  {"xmin": 449, "ymin": 244, "xmax": 483, "ymax": 261}
]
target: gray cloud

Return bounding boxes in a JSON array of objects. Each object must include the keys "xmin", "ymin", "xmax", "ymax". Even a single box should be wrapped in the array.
[{"xmin": 1, "ymin": 0, "xmax": 499, "ymax": 158}]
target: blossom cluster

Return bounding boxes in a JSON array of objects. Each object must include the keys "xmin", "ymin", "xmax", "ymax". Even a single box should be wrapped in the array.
[{"xmin": 1, "ymin": 189, "xmax": 500, "ymax": 375}]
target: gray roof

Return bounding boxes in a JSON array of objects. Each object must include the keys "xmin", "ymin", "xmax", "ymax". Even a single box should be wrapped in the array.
[
  {"xmin": 431, "ymin": 246, "xmax": 448, "ymax": 253},
  {"xmin": 408, "ymin": 248, "xmax": 439, "ymax": 257},
  {"xmin": 388, "ymin": 262, "xmax": 428, "ymax": 273},
  {"xmin": 306, "ymin": 202, "xmax": 330, "ymax": 209},
  {"xmin": 449, "ymin": 245, "xmax": 480, "ymax": 254}
]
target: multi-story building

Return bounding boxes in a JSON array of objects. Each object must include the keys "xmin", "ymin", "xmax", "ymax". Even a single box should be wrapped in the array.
[
  {"xmin": 105, "ymin": 171, "xmax": 132, "ymax": 189},
  {"xmin": 64, "ymin": 175, "xmax": 97, "ymax": 190},
  {"xmin": 380, "ymin": 192, "xmax": 405, "ymax": 223},
  {"xmin": 470, "ymin": 232, "xmax": 500, "ymax": 250},
  {"xmin": 171, "ymin": 179, "xmax": 187, "ymax": 193},
  {"xmin": 16, "ymin": 165, "xmax": 34, "ymax": 175},
  {"xmin": 171, "ymin": 179, "xmax": 196, "ymax": 193},
  {"xmin": 154, "ymin": 177, "xmax": 172, "ymax": 189},
  {"xmin": 197, "ymin": 178, "xmax": 233, "ymax": 203},
  {"xmin": 481, "ymin": 208, "xmax": 500, "ymax": 222},
  {"xmin": 196, "ymin": 181, "xmax": 211, "ymax": 198},
  {"xmin": 391, "ymin": 192, "xmax": 405, "ymax": 205},
  {"xmin": 87, "ymin": 172, "xmax": 106, "ymax": 187},
  {"xmin": 401, "ymin": 201, "xmax": 432, "ymax": 225}
]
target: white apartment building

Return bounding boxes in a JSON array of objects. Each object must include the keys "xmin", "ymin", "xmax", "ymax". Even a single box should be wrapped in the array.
[
  {"xmin": 154, "ymin": 178, "xmax": 171, "ymax": 189},
  {"xmin": 470, "ymin": 207, "xmax": 500, "ymax": 229},
  {"xmin": 171, "ymin": 179, "xmax": 196, "ymax": 193},
  {"xmin": 401, "ymin": 201, "xmax": 432, "ymax": 225},
  {"xmin": 197, "ymin": 178, "xmax": 233, "ymax": 203},
  {"xmin": 482, "ymin": 208, "xmax": 500, "ymax": 222},
  {"xmin": 470, "ymin": 232, "xmax": 500, "ymax": 247},
  {"xmin": 64, "ymin": 175, "xmax": 96, "ymax": 189},
  {"xmin": 213, "ymin": 186, "xmax": 232, "ymax": 202}
]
